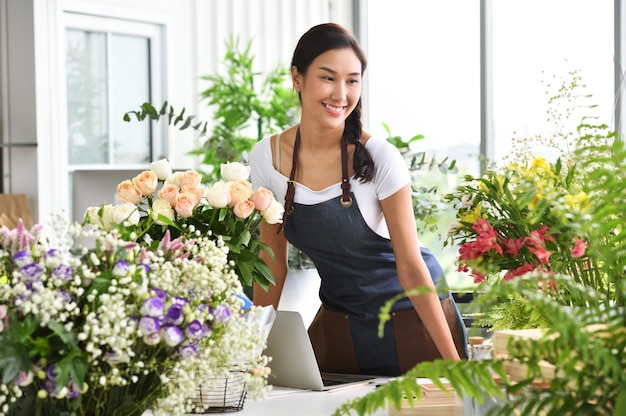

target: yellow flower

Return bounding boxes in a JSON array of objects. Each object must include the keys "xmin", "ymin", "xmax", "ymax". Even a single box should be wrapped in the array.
[
  {"xmin": 460, "ymin": 203, "xmax": 485, "ymax": 224},
  {"xmin": 565, "ymin": 192, "xmax": 589, "ymax": 212},
  {"xmin": 531, "ymin": 156, "xmax": 551, "ymax": 172},
  {"xmin": 0, "ymin": 272, "xmax": 7, "ymax": 285}
]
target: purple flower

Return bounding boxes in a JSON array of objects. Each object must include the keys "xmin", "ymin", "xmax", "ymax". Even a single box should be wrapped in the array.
[
  {"xmin": 20, "ymin": 263, "xmax": 44, "ymax": 282},
  {"xmin": 104, "ymin": 350, "xmax": 122, "ymax": 364},
  {"xmin": 213, "ymin": 304, "xmax": 231, "ymax": 324},
  {"xmin": 185, "ymin": 320, "xmax": 206, "ymax": 339},
  {"xmin": 179, "ymin": 343, "xmax": 198, "ymax": 358},
  {"xmin": 52, "ymin": 264, "xmax": 73, "ymax": 282},
  {"xmin": 161, "ymin": 325, "xmax": 184, "ymax": 347},
  {"xmin": 13, "ymin": 250, "xmax": 32, "ymax": 268},
  {"xmin": 173, "ymin": 296, "xmax": 190, "ymax": 306},
  {"xmin": 151, "ymin": 288, "xmax": 167, "ymax": 300},
  {"xmin": 140, "ymin": 297, "xmax": 164, "ymax": 317},
  {"xmin": 166, "ymin": 304, "xmax": 184, "ymax": 325},
  {"xmin": 58, "ymin": 290, "xmax": 72, "ymax": 304},
  {"xmin": 138, "ymin": 316, "xmax": 161, "ymax": 336},
  {"xmin": 112, "ymin": 260, "xmax": 129, "ymax": 276}
]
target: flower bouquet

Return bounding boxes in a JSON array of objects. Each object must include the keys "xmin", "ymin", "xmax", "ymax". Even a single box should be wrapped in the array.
[
  {"xmin": 0, "ymin": 159, "xmax": 283, "ymax": 415},
  {"xmin": 84, "ymin": 159, "xmax": 283, "ymax": 290},
  {"xmin": 444, "ymin": 156, "xmax": 594, "ymax": 327}
]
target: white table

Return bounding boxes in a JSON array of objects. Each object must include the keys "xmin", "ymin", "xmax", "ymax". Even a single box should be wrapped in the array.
[{"xmin": 239, "ymin": 383, "xmax": 389, "ymax": 416}]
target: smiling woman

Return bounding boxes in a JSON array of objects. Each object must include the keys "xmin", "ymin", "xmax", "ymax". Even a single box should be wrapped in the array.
[{"xmin": 249, "ymin": 23, "xmax": 468, "ymax": 378}]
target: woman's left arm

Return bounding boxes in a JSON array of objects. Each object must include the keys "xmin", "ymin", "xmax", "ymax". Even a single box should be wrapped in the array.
[{"xmin": 380, "ymin": 184, "xmax": 461, "ymax": 361}]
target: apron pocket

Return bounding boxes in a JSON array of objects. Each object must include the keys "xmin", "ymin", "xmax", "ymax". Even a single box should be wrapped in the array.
[
  {"xmin": 392, "ymin": 297, "xmax": 468, "ymax": 373},
  {"xmin": 307, "ymin": 306, "xmax": 360, "ymax": 374}
]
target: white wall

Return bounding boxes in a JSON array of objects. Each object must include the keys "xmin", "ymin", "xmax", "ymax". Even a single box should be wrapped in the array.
[{"xmin": 0, "ymin": 0, "xmax": 354, "ymax": 224}]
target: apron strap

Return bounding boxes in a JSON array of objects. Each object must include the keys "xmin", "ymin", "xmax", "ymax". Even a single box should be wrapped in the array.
[{"xmin": 276, "ymin": 126, "xmax": 352, "ymax": 233}]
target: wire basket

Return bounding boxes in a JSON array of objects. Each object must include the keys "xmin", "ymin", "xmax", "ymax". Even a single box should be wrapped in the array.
[{"xmin": 192, "ymin": 368, "xmax": 248, "ymax": 413}]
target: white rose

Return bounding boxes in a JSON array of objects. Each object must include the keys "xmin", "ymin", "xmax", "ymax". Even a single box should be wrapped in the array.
[
  {"xmin": 84, "ymin": 206, "xmax": 102, "ymax": 226},
  {"xmin": 101, "ymin": 204, "xmax": 115, "ymax": 229},
  {"xmin": 111, "ymin": 202, "xmax": 140, "ymax": 225},
  {"xmin": 165, "ymin": 171, "xmax": 185, "ymax": 188},
  {"xmin": 150, "ymin": 158, "xmax": 173, "ymax": 181},
  {"xmin": 261, "ymin": 198, "xmax": 285, "ymax": 224},
  {"xmin": 205, "ymin": 181, "xmax": 231, "ymax": 208},
  {"xmin": 152, "ymin": 199, "xmax": 175, "ymax": 225},
  {"xmin": 220, "ymin": 162, "xmax": 250, "ymax": 182}
]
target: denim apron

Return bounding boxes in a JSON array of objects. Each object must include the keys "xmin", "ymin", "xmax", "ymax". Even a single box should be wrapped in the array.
[
  {"xmin": 280, "ymin": 128, "xmax": 467, "ymax": 376},
  {"xmin": 284, "ymin": 194, "xmax": 468, "ymax": 376}
]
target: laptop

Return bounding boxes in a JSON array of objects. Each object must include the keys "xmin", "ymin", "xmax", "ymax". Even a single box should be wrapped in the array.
[{"xmin": 263, "ymin": 310, "xmax": 377, "ymax": 391}]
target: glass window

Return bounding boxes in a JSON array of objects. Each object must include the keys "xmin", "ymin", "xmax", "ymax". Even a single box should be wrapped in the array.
[
  {"xmin": 65, "ymin": 14, "xmax": 163, "ymax": 167},
  {"xmin": 491, "ymin": 0, "xmax": 614, "ymax": 162},
  {"xmin": 366, "ymin": 0, "xmax": 481, "ymax": 289}
]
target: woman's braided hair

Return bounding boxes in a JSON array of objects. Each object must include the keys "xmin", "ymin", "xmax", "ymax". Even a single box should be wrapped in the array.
[{"xmin": 291, "ymin": 23, "xmax": 375, "ymax": 183}]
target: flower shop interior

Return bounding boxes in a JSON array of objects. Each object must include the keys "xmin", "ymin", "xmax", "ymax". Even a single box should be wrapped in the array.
[{"xmin": 1, "ymin": 1, "xmax": 625, "ymax": 415}]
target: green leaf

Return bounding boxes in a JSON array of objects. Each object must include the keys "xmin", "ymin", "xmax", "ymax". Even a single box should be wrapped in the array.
[{"xmin": 0, "ymin": 337, "xmax": 31, "ymax": 384}]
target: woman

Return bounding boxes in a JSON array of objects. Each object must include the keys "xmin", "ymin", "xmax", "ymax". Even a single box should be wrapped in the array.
[{"xmin": 250, "ymin": 23, "xmax": 467, "ymax": 376}]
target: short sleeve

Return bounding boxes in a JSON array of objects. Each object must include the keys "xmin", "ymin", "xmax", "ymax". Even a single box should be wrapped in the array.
[{"xmin": 366, "ymin": 136, "xmax": 411, "ymax": 200}]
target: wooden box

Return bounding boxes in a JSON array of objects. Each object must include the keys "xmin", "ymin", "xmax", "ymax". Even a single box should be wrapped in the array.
[{"xmin": 388, "ymin": 382, "xmax": 463, "ymax": 416}]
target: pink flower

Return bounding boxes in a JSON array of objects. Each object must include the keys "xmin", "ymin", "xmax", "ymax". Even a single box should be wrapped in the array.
[
  {"xmin": 233, "ymin": 199, "xmax": 255, "ymax": 219},
  {"xmin": 529, "ymin": 245, "xmax": 551, "ymax": 265},
  {"xmin": 504, "ymin": 237, "xmax": 526, "ymax": 256},
  {"xmin": 571, "ymin": 239, "xmax": 588, "ymax": 258},
  {"xmin": 250, "ymin": 187, "xmax": 273, "ymax": 212}
]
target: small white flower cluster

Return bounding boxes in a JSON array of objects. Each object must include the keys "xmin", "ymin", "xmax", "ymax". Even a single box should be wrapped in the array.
[{"xmin": 0, "ymin": 215, "xmax": 270, "ymax": 415}]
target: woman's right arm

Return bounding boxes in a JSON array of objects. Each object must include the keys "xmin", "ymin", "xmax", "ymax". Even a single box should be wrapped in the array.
[{"xmin": 253, "ymin": 221, "xmax": 289, "ymax": 309}]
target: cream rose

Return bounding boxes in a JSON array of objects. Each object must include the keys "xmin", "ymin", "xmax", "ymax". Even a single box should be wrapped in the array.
[
  {"xmin": 84, "ymin": 206, "xmax": 102, "ymax": 226},
  {"xmin": 205, "ymin": 181, "xmax": 231, "ymax": 208},
  {"xmin": 262, "ymin": 199, "xmax": 285, "ymax": 224},
  {"xmin": 221, "ymin": 162, "xmax": 250, "ymax": 182},
  {"xmin": 233, "ymin": 199, "xmax": 255, "ymax": 219},
  {"xmin": 152, "ymin": 199, "xmax": 175, "ymax": 225},
  {"xmin": 250, "ymin": 187, "xmax": 273, "ymax": 212},
  {"xmin": 100, "ymin": 204, "xmax": 115, "ymax": 229},
  {"xmin": 228, "ymin": 181, "xmax": 253, "ymax": 207},
  {"xmin": 174, "ymin": 192, "xmax": 196, "ymax": 218},
  {"xmin": 158, "ymin": 184, "xmax": 179, "ymax": 207},
  {"xmin": 116, "ymin": 180, "xmax": 143, "ymax": 205},
  {"xmin": 111, "ymin": 202, "xmax": 140, "ymax": 225},
  {"xmin": 150, "ymin": 158, "xmax": 173, "ymax": 180},
  {"xmin": 165, "ymin": 171, "xmax": 185, "ymax": 188},
  {"xmin": 134, "ymin": 170, "xmax": 158, "ymax": 196}
]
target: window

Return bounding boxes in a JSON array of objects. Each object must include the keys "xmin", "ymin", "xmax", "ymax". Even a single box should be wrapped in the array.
[
  {"xmin": 491, "ymin": 0, "xmax": 614, "ymax": 161},
  {"xmin": 64, "ymin": 13, "xmax": 165, "ymax": 167}
]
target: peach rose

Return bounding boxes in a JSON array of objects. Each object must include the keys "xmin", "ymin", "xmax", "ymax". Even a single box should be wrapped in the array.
[
  {"xmin": 233, "ymin": 199, "xmax": 255, "ymax": 219},
  {"xmin": 116, "ymin": 180, "xmax": 143, "ymax": 205},
  {"xmin": 180, "ymin": 170, "xmax": 202, "ymax": 190},
  {"xmin": 134, "ymin": 170, "xmax": 158, "ymax": 196},
  {"xmin": 158, "ymin": 184, "xmax": 179, "ymax": 207},
  {"xmin": 228, "ymin": 181, "xmax": 253, "ymax": 207},
  {"xmin": 183, "ymin": 185, "xmax": 205, "ymax": 206},
  {"xmin": 174, "ymin": 192, "xmax": 196, "ymax": 218},
  {"xmin": 250, "ymin": 187, "xmax": 273, "ymax": 212}
]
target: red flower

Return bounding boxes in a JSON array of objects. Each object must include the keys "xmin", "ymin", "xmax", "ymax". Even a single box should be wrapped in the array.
[
  {"xmin": 529, "ymin": 245, "xmax": 551, "ymax": 265},
  {"xmin": 571, "ymin": 238, "xmax": 588, "ymax": 258},
  {"xmin": 504, "ymin": 237, "xmax": 526, "ymax": 256},
  {"xmin": 503, "ymin": 264, "xmax": 535, "ymax": 281}
]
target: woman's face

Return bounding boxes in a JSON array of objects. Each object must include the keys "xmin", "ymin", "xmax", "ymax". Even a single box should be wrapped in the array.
[{"xmin": 293, "ymin": 47, "xmax": 362, "ymax": 130}]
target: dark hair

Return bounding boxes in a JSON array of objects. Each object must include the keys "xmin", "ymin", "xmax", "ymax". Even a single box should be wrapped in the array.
[{"xmin": 291, "ymin": 23, "xmax": 375, "ymax": 182}]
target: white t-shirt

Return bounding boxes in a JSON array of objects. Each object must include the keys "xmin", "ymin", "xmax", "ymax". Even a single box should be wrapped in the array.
[{"xmin": 249, "ymin": 135, "xmax": 411, "ymax": 239}]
